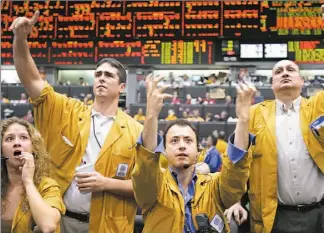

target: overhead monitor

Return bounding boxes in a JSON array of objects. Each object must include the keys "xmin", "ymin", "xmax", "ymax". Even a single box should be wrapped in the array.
[
  {"xmin": 264, "ymin": 43, "xmax": 288, "ymax": 58},
  {"xmin": 240, "ymin": 44, "xmax": 263, "ymax": 58}
]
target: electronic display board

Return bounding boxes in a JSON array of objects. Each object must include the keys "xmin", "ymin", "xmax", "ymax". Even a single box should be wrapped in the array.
[
  {"xmin": 288, "ymin": 40, "xmax": 324, "ymax": 63},
  {"xmin": 240, "ymin": 44, "xmax": 263, "ymax": 58},
  {"xmin": 264, "ymin": 43, "xmax": 288, "ymax": 58},
  {"xmin": 2, "ymin": 39, "xmax": 214, "ymax": 65},
  {"xmin": 2, "ymin": 0, "xmax": 322, "ymax": 40},
  {"xmin": 1, "ymin": 0, "xmax": 324, "ymax": 65},
  {"xmin": 221, "ymin": 40, "xmax": 240, "ymax": 61},
  {"xmin": 222, "ymin": 1, "xmax": 324, "ymax": 38},
  {"xmin": 1, "ymin": 0, "xmax": 216, "ymax": 65}
]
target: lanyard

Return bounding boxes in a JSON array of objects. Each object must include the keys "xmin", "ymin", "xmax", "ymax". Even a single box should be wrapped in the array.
[{"xmin": 92, "ymin": 116, "xmax": 102, "ymax": 149}]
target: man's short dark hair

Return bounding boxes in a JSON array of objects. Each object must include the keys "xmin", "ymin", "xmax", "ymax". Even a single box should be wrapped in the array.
[
  {"xmin": 218, "ymin": 131, "xmax": 226, "ymax": 140},
  {"xmin": 96, "ymin": 58, "xmax": 127, "ymax": 84},
  {"xmin": 163, "ymin": 119, "xmax": 199, "ymax": 149},
  {"xmin": 209, "ymin": 135, "xmax": 218, "ymax": 145}
]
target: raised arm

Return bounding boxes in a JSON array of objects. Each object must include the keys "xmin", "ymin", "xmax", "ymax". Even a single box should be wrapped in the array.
[
  {"xmin": 142, "ymin": 74, "xmax": 169, "ymax": 150},
  {"xmin": 218, "ymin": 83, "xmax": 256, "ymax": 208},
  {"xmin": 132, "ymin": 74, "xmax": 172, "ymax": 210},
  {"xmin": 233, "ymin": 83, "xmax": 255, "ymax": 150},
  {"xmin": 10, "ymin": 11, "xmax": 44, "ymax": 100}
]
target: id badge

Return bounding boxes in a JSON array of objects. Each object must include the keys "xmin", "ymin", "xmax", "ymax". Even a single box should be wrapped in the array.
[{"xmin": 115, "ymin": 163, "xmax": 128, "ymax": 178}]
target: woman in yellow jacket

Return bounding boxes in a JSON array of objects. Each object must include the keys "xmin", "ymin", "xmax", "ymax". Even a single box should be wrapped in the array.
[
  {"xmin": 1, "ymin": 118, "xmax": 65, "ymax": 233},
  {"xmin": 132, "ymin": 74, "xmax": 255, "ymax": 233}
]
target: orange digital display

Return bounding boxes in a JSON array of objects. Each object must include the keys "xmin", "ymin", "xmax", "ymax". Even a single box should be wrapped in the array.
[
  {"xmin": 222, "ymin": 1, "xmax": 324, "ymax": 38},
  {"xmin": 288, "ymin": 40, "xmax": 324, "ymax": 64},
  {"xmin": 1, "ymin": 0, "xmax": 324, "ymax": 65},
  {"xmin": 1, "ymin": 0, "xmax": 215, "ymax": 64}
]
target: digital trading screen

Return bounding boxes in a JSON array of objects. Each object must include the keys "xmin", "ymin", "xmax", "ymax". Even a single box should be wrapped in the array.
[
  {"xmin": 1, "ymin": 0, "xmax": 324, "ymax": 65},
  {"xmin": 240, "ymin": 44, "xmax": 263, "ymax": 58},
  {"xmin": 288, "ymin": 40, "xmax": 324, "ymax": 63},
  {"xmin": 264, "ymin": 43, "xmax": 288, "ymax": 58},
  {"xmin": 221, "ymin": 40, "xmax": 240, "ymax": 61}
]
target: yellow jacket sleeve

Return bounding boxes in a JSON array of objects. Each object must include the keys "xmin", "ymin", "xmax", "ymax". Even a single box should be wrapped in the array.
[
  {"xmin": 12, "ymin": 177, "xmax": 65, "ymax": 233},
  {"xmin": 215, "ymin": 108, "xmax": 255, "ymax": 209},
  {"xmin": 39, "ymin": 177, "xmax": 66, "ymax": 215},
  {"xmin": 217, "ymin": 147, "xmax": 252, "ymax": 209},
  {"xmin": 30, "ymin": 82, "xmax": 87, "ymax": 149},
  {"xmin": 132, "ymin": 144, "xmax": 165, "ymax": 212}
]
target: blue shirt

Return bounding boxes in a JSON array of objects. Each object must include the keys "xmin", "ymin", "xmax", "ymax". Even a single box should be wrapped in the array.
[
  {"xmin": 204, "ymin": 146, "xmax": 222, "ymax": 173},
  {"xmin": 169, "ymin": 168, "xmax": 197, "ymax": 233},
  {"xmin": 137, "ymin": 132, "xmax": 255, "ymax": 233}
]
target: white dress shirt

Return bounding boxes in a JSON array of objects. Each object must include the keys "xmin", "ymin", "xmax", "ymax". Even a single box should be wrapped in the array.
[
  {"xmin": 276, "ymin": 96, "xmax": 324, "ymax": 205},
  {"xmin": 64, "ymin": 109, "xmax": 115, "ymax": 213}
]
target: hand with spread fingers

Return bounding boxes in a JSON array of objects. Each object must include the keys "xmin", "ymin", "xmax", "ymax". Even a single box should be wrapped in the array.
[
  {"xmin": 9, "ymin": 11, "xmax": 40, "ymax": 40},
  {"xmin": 224, "ymin": 202, "xmax": 248, "ymax": 226},
  {"xmin": 235, "ymin": 82, "xmax": 257, "ymax": 122},
  {"xmin": 145, "ymin": 73, "xmax": 173, "ymax": 117},
  {"xmin": 18, "ymin": 152, "xmax": 36, "ymax": 185}
]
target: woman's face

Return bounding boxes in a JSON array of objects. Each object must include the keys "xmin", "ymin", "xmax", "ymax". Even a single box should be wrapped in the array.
[{"xmin": 2, "ymin": 123, "xmax": 33, "ymax": 169}]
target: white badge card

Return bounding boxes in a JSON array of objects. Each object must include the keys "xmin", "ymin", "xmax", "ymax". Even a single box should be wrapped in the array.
[
  {"xmin": 210, "ymin": 214, "xmax": 224, "ymax": 233},
  {"xmin": 116, "ymin": 163, "xmax": 128, "ymax": 178}
]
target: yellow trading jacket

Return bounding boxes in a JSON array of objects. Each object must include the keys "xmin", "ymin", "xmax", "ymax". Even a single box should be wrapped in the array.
[
  {"xmin": 248, "ymin": 91, "xmax": 324, "ymax": 233},
  {"xmin": 12, "ymin": 177, "xmax": 65, "ymax": 233},
  {"xmin": 132, "ymin": 142, "xmax": 252, "ymax": 233},
  {"xmin": 31, "ymin": 83, "xmax": 143, "ymax": 233}
]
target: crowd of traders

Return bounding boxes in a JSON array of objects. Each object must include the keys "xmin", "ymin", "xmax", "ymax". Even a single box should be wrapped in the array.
[{"xmin": 1, "ymin": 6, "xmax": 324, "ymax": 233}]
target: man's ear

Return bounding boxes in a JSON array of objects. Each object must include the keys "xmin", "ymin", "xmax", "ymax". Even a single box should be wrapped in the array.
[
  {"xmin": 119, "ymin": 83, "xmax": 126, "ymax": 93},
  {"xmin": 197, "ymin": 144, "xmax": 202, "ymax": 152}
]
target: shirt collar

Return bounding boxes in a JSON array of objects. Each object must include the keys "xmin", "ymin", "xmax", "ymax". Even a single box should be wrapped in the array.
[
  {"xmin": 169, "ymin": 167, "xmax": 198, "ymax": 184},
  {"xmin": 207, "ymin": 146, "xmax": 215, "ymax": 153},
  {"xmin": 91, "ymin": 108, "xmax": 116, "ymax": 120},
  {"xmin": 275, "ymin": 96, "xmax": 301, "ymax": 113}
]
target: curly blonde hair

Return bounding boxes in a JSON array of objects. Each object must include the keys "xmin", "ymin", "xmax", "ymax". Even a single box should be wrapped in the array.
[{"xmin": 1, "ymin": 117, "xmax": 52, "ymax": 213}]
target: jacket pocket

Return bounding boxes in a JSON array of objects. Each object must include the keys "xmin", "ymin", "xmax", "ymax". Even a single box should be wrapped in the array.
[
  {"xmin": 144, "ymin": 204, "xmax": 175, "ymax": 233},
  {"xmin": 49, "ymin": 133, "xmax": 75, "ymax": 168}
]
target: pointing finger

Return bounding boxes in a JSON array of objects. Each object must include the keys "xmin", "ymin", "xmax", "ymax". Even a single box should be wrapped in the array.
[{"xmin": 30, "ymin": 11, "xmax": 40, "ymax": 26}]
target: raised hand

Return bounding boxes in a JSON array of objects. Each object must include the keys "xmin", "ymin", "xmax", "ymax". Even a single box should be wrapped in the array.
[
  {"xmin": 235, "ymin": 82, "xmax": 256, "ymax": 121},
  {"xmin": 9, "ymin": 11, "xmax": 40, "ymax": 40},
  {"xmin": 145, "ymin": 73, "xmax": 173, "ymax": 118}
]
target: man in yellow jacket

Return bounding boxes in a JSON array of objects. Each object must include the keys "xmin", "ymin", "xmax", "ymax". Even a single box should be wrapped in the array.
[
  {"xmin": 11, "ymin": 11, "xmax": 143, "ymax": 233},
  {"xmin": 132, "ymin": 74, "xmax": 256, "ymax": 233},
  {"xmin": 245, "ymin": 59, "xmax": 324, "ymax": 233}
]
